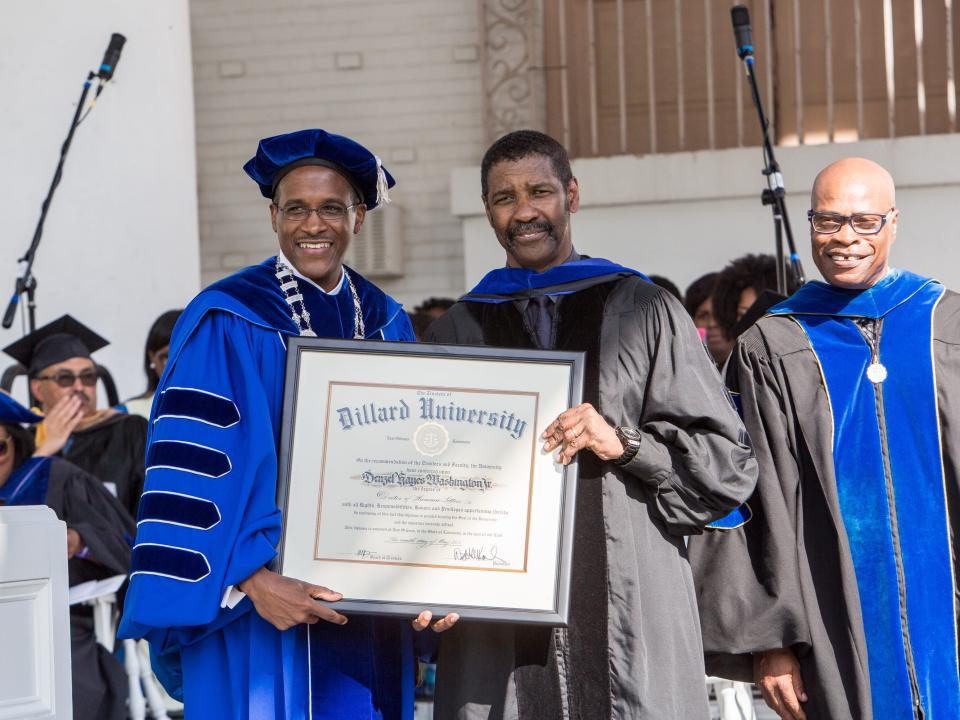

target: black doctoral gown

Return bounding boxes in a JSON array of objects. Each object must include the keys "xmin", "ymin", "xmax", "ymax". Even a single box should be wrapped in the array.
[
  {"xmin": 689, "ymin": 289, "xmax": 960, "ymax": 720},
  {"xmin": 425, "ymin": 274, "xmax": 757, "ymax": 720},
  {"xmin": 61, "ymin": 412, "xmax": 147, "ymax": 517},
  {"xmin": 2, "ymin": 455, "xmax": 135, "ymax": 720}
]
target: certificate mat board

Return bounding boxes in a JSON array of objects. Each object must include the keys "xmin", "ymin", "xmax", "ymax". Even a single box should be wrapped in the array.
[{"xmin": 277, "ymin": 339, "xmax": 583, "ymax": 625}]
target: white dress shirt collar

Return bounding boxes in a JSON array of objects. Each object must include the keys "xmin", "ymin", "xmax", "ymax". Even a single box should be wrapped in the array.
[{"xmin": 277, "ymin": 251, "xmax": 345, "ymax": 296}]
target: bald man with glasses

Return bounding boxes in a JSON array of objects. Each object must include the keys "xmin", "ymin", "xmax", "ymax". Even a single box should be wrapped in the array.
[
  {"xmin": 3, "ymin": 314, "xmax": 147, "ymax": 516},
  {"xmin": 691, "ymin": 157, "xmax": 960, "ymax": 720}
]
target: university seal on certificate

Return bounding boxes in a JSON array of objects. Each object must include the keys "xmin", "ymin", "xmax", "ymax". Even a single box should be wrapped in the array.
[{"xmin": 276, "ymin": 339, "xmax": 583, "ymax": 624}]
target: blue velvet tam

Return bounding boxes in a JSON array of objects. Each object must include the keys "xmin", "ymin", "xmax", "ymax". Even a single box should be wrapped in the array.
[
  {"xmin": 243, "ymin": 128, "xmax": 395, "ymax": 210},
  {"xmin": 0, "ymin": 391, "xmax": 41, "ymax": 424}
]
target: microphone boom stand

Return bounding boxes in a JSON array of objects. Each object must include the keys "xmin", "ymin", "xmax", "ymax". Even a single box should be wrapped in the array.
[
  {"xmin": 740, "ymin": 55, "xmax": 805, "ymax": 294},
  {"xmin": 2, "ymin": 71, "xmax": 98, "ymax": 332}
]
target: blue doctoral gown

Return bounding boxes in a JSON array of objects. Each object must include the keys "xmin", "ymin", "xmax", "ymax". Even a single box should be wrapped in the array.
[{"xmin": 119, "ymin": 258, "xmax": 417, "ymax": 720}]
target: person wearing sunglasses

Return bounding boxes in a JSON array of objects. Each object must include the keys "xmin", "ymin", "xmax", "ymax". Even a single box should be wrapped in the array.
[
  {"xmin": 0, "ymin": 390, "xmax": 135, "ymax": 720},
  {"xmin": 3, "ymin": 314, "xmax": 148, "ymax": 518},
  {"xmin": 691, "ymin": 157, "xmax": 960, "ymax": 720}
]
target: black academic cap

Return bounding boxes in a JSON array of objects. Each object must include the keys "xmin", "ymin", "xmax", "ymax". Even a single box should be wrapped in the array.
[{"xmin": 3, "ymin": 314, "xmax": 109, "ymax": 375}]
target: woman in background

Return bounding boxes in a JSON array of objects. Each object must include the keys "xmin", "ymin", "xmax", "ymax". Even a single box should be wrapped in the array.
[
  {"xmin": 124, "ymin": 309, "xmax": 182, "ymax": 418},
  {"xmin": 684, "ymin": 271, "xmax": 731, "ymax": 365}
]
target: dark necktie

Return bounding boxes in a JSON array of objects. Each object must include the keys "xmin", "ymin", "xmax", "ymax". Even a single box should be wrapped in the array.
[{"xmin": 532, "ymin": 295, "xmax": 553, "ymax": 349}]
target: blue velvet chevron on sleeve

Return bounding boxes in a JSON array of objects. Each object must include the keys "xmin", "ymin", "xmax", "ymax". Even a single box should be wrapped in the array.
[{"xmin": 120, "ymin": 310, "xmax": 286, "ymax": 636}]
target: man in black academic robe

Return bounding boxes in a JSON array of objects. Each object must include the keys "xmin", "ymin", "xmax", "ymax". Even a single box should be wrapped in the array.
[
  {"xmin": 56, "ymin": 411, "xmax": 147, "ymax": 517},
  {"xmin": 690, "ymin": 158, "xmax": 960, "ymax": 720},
  {"xmin": 58, "ymin": 458, "xmax": 136, "ymax": 720},
  {"xmin": 425, "ymin": 130, "xmax": 758, "ymax": 720},
  {"xmin": 3, "ymin": 315, "xmax": 147, "ymax": 516}
]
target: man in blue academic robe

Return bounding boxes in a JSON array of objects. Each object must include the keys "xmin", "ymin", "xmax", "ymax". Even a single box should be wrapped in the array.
[
  {"xmin": 690, "ymin": 157, "xmax": 960, "ymax": 720},
  {"xmin": 119, "ymin": 129, "xmax": 454, "ymax": 719}
]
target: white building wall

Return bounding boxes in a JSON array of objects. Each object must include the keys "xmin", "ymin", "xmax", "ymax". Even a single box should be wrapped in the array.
[
  {"xmin": 0, "ymin": 1, "xmax": 199, "ymax": 402},
  {"xmin": 453, "ymin": 135, "xmax": 960, "ymax": 295},
  {"xmin": 190, "ymin": 0, "xmax": 485, "ymax": 308}
]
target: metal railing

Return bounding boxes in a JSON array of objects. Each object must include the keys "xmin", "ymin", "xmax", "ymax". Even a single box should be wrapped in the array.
[{"xmin": 539, "ymin": 0, "xmax": 960, "ymax": 157}]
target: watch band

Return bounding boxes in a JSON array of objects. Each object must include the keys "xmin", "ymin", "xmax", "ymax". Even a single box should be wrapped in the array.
[{"xmin": 614, "ymin": 426, "xmax": 641, "ymax": 466}]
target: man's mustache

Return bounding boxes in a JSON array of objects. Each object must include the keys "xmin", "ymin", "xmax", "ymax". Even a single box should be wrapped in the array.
[{"xmin": 507, "ymin": 220, "xmax": 554, "ymax": 242}]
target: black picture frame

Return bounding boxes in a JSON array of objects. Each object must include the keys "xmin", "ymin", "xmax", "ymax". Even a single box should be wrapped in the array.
[{"xmin": 275, "ymin": 338, "xmax": 584, "ymax": 625}]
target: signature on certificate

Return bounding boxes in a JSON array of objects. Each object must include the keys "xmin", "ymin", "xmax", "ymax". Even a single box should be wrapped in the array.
[
  {"xmin": 452, "ymin": 545, "xmax": 509, "ymax": 567},
  {"xmin": 387, "ymin": 536, "xmax": 458, "ymax": 550}
]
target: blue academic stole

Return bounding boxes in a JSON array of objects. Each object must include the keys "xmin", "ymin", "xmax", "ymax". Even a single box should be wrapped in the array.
[
  {"xmin": 461, "ymin": 257, "xmax": 646, "ymax": 303},
  {"xmin": 0, "ymin": 457, "xmax": 51, "ymax": 506},
  {"xmin": 786, "ymin": 276, "xmax": 959, "ymax": 719}
]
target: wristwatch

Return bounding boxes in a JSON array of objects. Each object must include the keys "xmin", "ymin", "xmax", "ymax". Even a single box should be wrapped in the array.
[{"xmin": 614, "ymin": 426, "xmax": 642, "ymax": 466}]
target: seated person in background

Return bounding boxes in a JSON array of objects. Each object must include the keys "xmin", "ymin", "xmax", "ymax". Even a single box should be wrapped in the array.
[
  {"xmin": 711, "ymin": 254, "xmax": 778, "ymax": 365},
  {"xmin": 3, "ymin": 314, "xmax": 148, "ymax": 517},
  {"xmin": 684, "ymin": 271, "xmax": 730, "ymax": 364},
  {"xmin": 408, "ymin": 310, "xmax": 432, "ymax": 340},
  {"xmin": 410, "ymin": 298, "xmax": 457, "ymax": 339},
  {"xmin": 0, "ymin": 390, "xmax": 135, "ymax": 720},
  {"xmin": 412, "ymin": 296, "xmax": 455, "ymax": 322},
  {"xmin": 124, "ymin": 309, "xmax": 183, "ymax": 418}
]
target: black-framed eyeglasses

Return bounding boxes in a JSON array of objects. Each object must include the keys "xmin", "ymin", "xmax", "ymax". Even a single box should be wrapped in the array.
[
  {"xmin": 274, "ymin": 203, "xmax": 361, "ymax": 223},
  {"xmin": 35, "ymin": 369, "xmax": 98, "ymax": 387},
  {"xmin": 0, "ymin": 437, "xmax": 11, "ymax": 458},
  {"xmin": 807, "ymin": 209, "xmax": 893, "ymax": 236}
]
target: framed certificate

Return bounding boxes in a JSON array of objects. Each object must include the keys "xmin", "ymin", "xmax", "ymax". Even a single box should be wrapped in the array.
[{"xmin": 275, "ymin": 339, "xmax": 584, "ymax": 625}]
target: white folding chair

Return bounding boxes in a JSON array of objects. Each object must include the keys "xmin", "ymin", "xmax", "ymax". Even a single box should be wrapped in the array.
[
  {"xmin": 88, "ymin": 591, "xmax": 169, "ymax": 720},
  {"xmin": 706, "ymin": 676, "xmax": 758, "ymax": 720}
]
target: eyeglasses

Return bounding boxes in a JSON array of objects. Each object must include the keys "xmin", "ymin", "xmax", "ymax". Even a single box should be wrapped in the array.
[
  {"xmin": 0, "ymin": 437, "xmax": 10, "ymax": 458},
  {"xmin": 807, "ymin": 209, "xmax": 893, "ymax": 236},
  {"xmin": 35, "ymin": 369, "xmax": 98, "ymax": 387},
  {"xmin": 275, "ymin": 203, "xmax": 360, "ymax": 223}
]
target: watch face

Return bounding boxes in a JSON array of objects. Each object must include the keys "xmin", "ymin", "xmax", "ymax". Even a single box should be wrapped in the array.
[{"xmin": 617, "ymin": 426, "xmax": 641, "ymax": 443}]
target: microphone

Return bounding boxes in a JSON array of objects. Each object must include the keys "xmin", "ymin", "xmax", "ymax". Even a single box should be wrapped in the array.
[
  {"xmin": 731, "ymin": 5, "xmax": 753, "ymax": 59},
  {"xmin": 2, "ymin": 294, "xmax": 18, "ymax": 329},
  {"xmin": 97, "ymin": 33, "xmax": 127, "ymax": 81}
]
